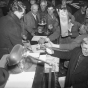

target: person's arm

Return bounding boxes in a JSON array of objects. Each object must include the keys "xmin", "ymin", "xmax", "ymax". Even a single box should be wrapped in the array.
[
  {"xmin": 49, "ymin": 26, "xmax": 60, "ymax": 41},
  {"xmin": 54, "ymin": 42, "xmax": 80, "ymax": 50},
  {"xmin": 70, "ymin": 22, "xmax": 81, "ymax": 38},
  {"xmin": 8, "ymin": 32, "xmax": 23, "ymax": 46},
  {"xmin": 52, "ymin": 48, "xmax": 73, "ymax": 60},
  {"xmin": 47, "ymin": 41, "xmax": 80, "ymax": 50},
  {"xmin": 74, "ymin": 11, "xmax": 79, "ymax": 22},
  {"xmin": 45, "ymin": 38, "xmax": 80, "ymax": 50},
  {"xmin": 24, "ymin": 14, "xmax": 35, "ymax": 36},
  {"xmin": 48, "ymin": 17, "xmax": 60, "ymax": 41},
  {"xmin": 49, "ymin": 34, "xmax": 88, "ymax": 50}
]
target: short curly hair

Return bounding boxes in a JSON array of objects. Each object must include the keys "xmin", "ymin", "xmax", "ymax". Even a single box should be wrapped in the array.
[{"xmin": 9, "ymin": 0, "xmax": 26, "ymax": 12}]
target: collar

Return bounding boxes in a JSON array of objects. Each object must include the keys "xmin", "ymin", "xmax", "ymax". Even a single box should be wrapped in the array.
[
  {"xmin": 81, "ymin": 10, "xmax": 85, "ymax": 14},
  {"xmin": 8, "ymin": 11, "xmax": 21, "ymax": 25}
]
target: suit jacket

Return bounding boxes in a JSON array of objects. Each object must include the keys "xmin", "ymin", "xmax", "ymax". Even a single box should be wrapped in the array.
[
  {"xmin": 0, "ymin": 12, "xmax": 23, "ymax": 55},
  {"xmin": 0, "ymin": 68, "xmax": 9, "ymax": 86},
  {"xmin": 46, "ymin": 14, "xmax": 60, "ymax": 41},
  {"xmin": 53, "ymin": 47, "xmax": 88, "ymax": 88},
  {"xmin": 74, "ymin": 9, "xmax": 86, "ymax": 24},
  {"xmin": 70, "ymin": 21, "xmax": 81, "ymax": 38},
  {"xmin": 24, "ymin": 11, "xmax": 40, "ymax": 36}
]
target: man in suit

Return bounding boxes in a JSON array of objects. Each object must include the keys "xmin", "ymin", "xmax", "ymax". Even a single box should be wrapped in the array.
[
  {"xmin": 0, "ymin": 0, "xmax": 26, "ymax": 59},
  {"xmin": 46, "ymin": 6, "xmax": 60, "ymax": 42},
  {"xmin": 51, "ymin": 37, "xmax": 88, "ymax": 88},
  {"xmin": 74, "ymin": 2, "xmax": 87, "ymax": 24},
  {"xmin": 23, "ymin": 4, "xmax": 40, "ymax": 40}
]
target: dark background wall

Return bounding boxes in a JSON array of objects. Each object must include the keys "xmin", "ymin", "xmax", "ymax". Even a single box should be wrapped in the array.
[{"xmin": 1, "ymin": 0, "xmax": 88, "ymax": 16}]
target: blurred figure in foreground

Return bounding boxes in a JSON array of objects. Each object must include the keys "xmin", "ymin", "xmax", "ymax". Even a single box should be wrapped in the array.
[{"xmin": 0, "ymin": 0, "xmax": 26, "ymax": 59}]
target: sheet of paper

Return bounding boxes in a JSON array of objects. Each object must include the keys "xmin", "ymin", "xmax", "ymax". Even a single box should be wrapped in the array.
[
  {"xmin": 39, "ymin": 55, "xmax": 47, "ymax": 61},
  {"xmin": 31, "ymin": 36, "xmax": 47, "ymax": 41},
  {"xmin": 5, "ymin": 72, "xmax": 36, "ymax": 88},
  {"xmin": 44, "ymin": 55, "xmax": 59, "ymax": 73},
  {"xmin": 31, "ymin": 44, "xmax": 45, "ymax": 53}
]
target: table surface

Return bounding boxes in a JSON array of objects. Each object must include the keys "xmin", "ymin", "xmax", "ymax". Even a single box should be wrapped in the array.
[{"xmin": 0, "ymin": 44, "xmax": 60, "ymax": 88}]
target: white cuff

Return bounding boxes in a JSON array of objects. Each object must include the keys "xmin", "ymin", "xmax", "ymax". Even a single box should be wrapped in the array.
[{"xmin": 53, "ymin": 44, "xmax": 60, "ymax": 48}]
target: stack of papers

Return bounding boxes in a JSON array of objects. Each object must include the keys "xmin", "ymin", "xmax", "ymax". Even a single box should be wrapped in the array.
[{"xmin": 31, "ymin": 36, "xmax": 47, "ymax": 41}]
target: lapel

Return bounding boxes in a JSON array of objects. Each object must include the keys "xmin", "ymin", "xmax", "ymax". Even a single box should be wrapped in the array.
[
  {"xmin": 70, "ymin": 48, "xmax": 82, "ymax": 75},
  {"xmin": 74, "ymin": 56, "xmax": 88, "ymax": 74},
  {"xmin": 69, "ymin": 48, "xmax": 88, "ymax": 75},
  {"xmin": 30, "ymin": 12, "xmax": 38, "ymax": 27},
  {"xmin": 30, "ymin": 12, "xmax": 36, "ymax": 24}
]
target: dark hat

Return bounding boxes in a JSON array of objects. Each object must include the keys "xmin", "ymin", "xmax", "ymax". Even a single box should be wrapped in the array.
[{"xmin": 0, "ymin": 68, "xmax": 9, "ymax": 86}]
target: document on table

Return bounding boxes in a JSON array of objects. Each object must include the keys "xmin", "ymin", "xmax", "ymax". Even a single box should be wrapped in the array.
[
  {"xmin": 31, "ymin": 44, "xmax": 45, "ymax": 53},
  {"xmin": 31, "ymin": 36, "xmax": 47, "ymax": 41},
  {"xmin": 44, "ymin": 55, "xmax": 60, "ymax": 73},
  {"xmin": 5, "ymin": 72, "xmax": 36, "ymax": 88}
]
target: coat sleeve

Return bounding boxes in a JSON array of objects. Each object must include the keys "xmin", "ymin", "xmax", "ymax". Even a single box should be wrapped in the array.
[
  {"xmin": 8, "ymin": 32, "xmax": 23, "ymax": 46},
  {"xmin": 58, "ymin": 34, "xmax": 88, "ymax": 50},
  {"xmin": 71, "ymin": 22, "xmax": 81, "ymax": 38},
  {"xmin": 48, "ymin": 16, "xmax": 60, "ymax": 41},
  {"xmin": 49, "ymin": 26, "xmax": 60, "ymax": 41},
  {"xmin": 24, "ymin": 14, "xmax": 35, "ymax": 35},
  {"xmin": 52, "ymin": 49, "xmax": 73, "ymax": 60},
  {"xmin": 0, "ymin": 68, "xmax": 9, "ymax": 86},
  {"xmin": 59, "ymin": 42, "xmax": 80, "ymax": 50}
]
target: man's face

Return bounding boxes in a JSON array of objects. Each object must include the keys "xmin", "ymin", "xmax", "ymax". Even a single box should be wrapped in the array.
[
  {"xmin": 40, "ymin": 2, "xmax": 47, "ymax": 11},
  {"xmin": 62, "ymin": 0, "xmax": 66, "ymax": 6},
  {"xmin": 47, "ymin": 7, "xmax": 54, "ymax": 15},
  {"xmin": 31, "ymin": 5, "xmax": 38, "ymax": 15},
  {"xmin": 30, "ymin": 0, "xmax": 36, "ymax": 5},
  {"xmin": 81, "ymin": 42, "xmax": 88, "ymax": 56},
  {"xmin": 15, "ymin": 7, "xmax": 25, "ymax": 19}
]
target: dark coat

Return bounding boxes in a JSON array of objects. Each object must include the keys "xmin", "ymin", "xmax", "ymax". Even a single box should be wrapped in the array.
[
  {"xmin": 46, "ymin": 14, "xmax": 60, "ymax": 41},
  {"xmin": 24, "ymin": 11, "xmax": 40, "ymax": 35},
  {"xmin": 53, "ymin": 47, "xmax": 88, "ymax": 88},
  {"xmin": 74, "ymin": 9, "xmax": 86, "ymax": 24},
  {"xmin": 0, "ymin": 68, "xmax": 9, "ymax": 86},
  {"xmin": 0, "ymin": 12, "xmax": 23, "ymax": 57}
]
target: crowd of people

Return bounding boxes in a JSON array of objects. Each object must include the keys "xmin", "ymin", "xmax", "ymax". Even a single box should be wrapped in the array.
[{"xmin": 0, "ymin": 0, "xmax": 88, "ymax": 88}]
